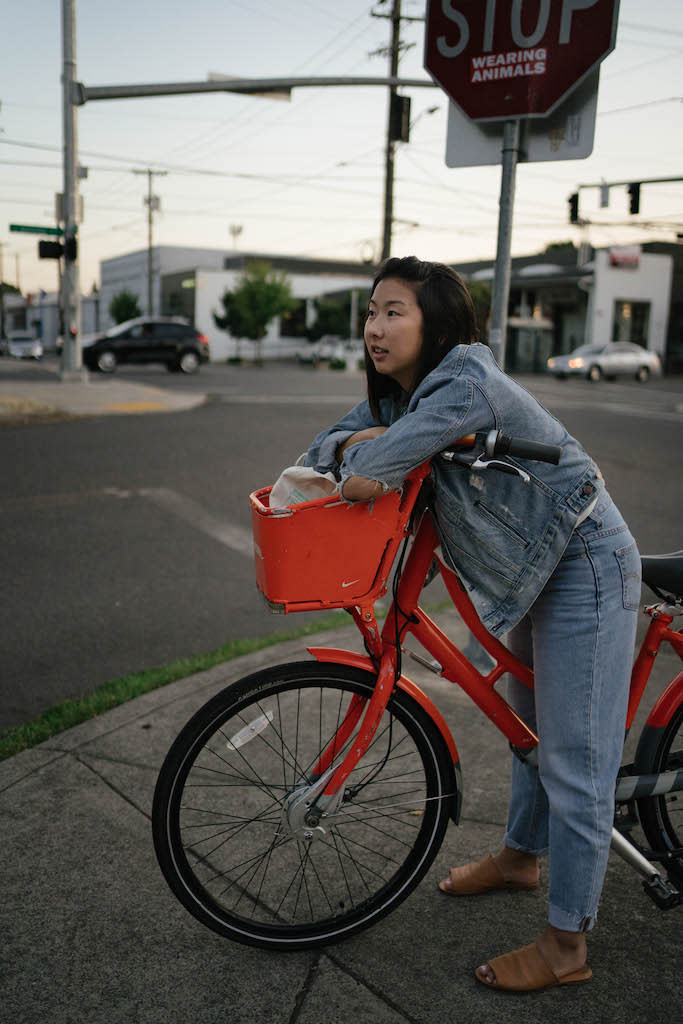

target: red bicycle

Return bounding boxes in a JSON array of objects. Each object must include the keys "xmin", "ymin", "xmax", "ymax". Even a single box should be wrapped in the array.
[{"xmin": 152, "ymin": 431, "xmax": 683, "ymax": 950}]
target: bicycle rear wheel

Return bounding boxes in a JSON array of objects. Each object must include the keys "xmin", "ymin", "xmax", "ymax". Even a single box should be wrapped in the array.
[
  {"xmin": 152, "ymin": 661, "xmax": 457, "ymax": 950},
  {"xmin": 636, "ymin": 700, "xmax": 683, "ymax": 856}
]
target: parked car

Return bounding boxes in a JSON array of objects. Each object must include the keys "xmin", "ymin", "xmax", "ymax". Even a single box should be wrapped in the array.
[
  {"xmin": 3, "ymin": 332, "xmax": 44, "ymax": 360},
  {"xmin": 82, "ymin": 317, "xmax": 210, "ymax": 374},
  {"xmin": 547, "ymin": 342, "xmax": 662, "ymax": 382},
  {"xmin": 296, "ymin": 342, "xmax": 321, "ymax": 365},
  {"xmin": 317, "ymin": 336, "xmax": 343, "ymax": 361}
]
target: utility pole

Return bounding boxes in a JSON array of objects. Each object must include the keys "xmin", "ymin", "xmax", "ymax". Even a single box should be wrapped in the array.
[
  {"xmin": 381, "ymin": 0, "xmax": 401, "ymax": 262},
  {"xmin": 133, "ymin": 168, "xmax": 167, "ymax": 315},
  {"xmin": 372, "ymin": 1, "xmax": 423, "ymax": 262}
]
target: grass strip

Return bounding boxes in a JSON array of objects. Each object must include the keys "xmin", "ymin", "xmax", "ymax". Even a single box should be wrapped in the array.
[{"xmin": 0, "ymin": 611, "xmax": 351, "ymax": 762}]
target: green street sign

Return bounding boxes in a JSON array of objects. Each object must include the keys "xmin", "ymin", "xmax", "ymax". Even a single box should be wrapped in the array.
[{"xmin": 9, "ymin": 223, "xmax": 63, "ymax": 236}]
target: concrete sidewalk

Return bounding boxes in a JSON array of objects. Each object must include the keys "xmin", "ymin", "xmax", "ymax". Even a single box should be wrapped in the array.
[
  {"xmin": 1, "ymin": 609, "xmax": 679, "ymax": 1024},
  {"xmin": 0, "ymin": 359, "xmax": 205, "ymax": 420}
]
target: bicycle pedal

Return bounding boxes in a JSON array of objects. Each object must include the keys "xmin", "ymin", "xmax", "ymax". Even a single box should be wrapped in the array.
[{"xmin": 642, "ymin": 874, "xmax": 682, "ymax": 910}]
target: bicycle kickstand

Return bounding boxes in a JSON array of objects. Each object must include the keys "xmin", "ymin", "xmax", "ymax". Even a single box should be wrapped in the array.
[{"xmin": 610, "ymin": 827, "xmax": 682, "ymax": 910}]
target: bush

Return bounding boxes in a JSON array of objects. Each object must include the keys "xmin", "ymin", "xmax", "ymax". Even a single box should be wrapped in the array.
[
  {"xmin": 329, "ymin": 357, "xmax": 347, "ymax": 371},
  {"xmin": 109, "ymin": 289, "xmax": 142, "ymax": 324}
]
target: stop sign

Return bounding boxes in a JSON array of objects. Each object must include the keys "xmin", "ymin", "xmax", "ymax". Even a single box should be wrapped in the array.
[{"xmin": 425, "ymin": 0, "xmax": 619, "ymax": 121}]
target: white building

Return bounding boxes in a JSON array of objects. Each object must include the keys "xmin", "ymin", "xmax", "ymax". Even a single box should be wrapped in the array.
[
  {"xmin": 174, "ymin": 261, "xmax": 375, "ymax": 361},
  {"xmin": 583, "ymin": 247, "xmax": 672, "ymax": 354},
  {"xmin": 99, "ymin": 245, "xmax": 231, "ymax": 328}
]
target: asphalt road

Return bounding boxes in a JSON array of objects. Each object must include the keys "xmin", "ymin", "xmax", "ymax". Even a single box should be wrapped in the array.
[{"xmin": 2, "ymin": 360, "xmax": 682, "ymax": 729}]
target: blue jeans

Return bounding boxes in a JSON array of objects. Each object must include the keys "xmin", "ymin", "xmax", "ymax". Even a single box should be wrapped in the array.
[{"xmin": 504, "ymin": 492, "xmax": 640, "ymax": 932}]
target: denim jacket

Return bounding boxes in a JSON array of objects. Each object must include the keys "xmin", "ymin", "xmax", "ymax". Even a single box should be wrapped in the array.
[{"xmin": 304, "ymin": 343, "xmax": 604, "ymax": 637}]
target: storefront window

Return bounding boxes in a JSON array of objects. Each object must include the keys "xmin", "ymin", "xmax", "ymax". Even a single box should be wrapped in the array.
[{"xmin": 612, "ymin": 300, "xmax": 650, "ymax": 345}]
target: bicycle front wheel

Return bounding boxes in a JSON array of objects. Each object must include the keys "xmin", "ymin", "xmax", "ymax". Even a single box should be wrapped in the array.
[{"xmin": 152, "ymin": 661, "xmax": 457, "ymax": 950}]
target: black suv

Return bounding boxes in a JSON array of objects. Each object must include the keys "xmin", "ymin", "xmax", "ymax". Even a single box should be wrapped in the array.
[{"xmin": 82, "ymin": 317, "xmax": 210, "ymax": 374}]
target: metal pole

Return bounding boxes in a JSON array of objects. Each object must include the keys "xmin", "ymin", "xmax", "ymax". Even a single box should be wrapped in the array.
[
  {"xmin": 350, "ymin": 289, "xmax": 359, "ymax": 341},
  {"xmin": 488, "ymin": 119, "xmax": 521, "ymax": 370},
  {"xmin": 0, "ymin": 244, "xmax": 5, "ymax": 340},
  {"xmin": 133, "ymin": 168, "xmax": 166, "ymax": 316},
  {"xmin": 146, "ymin": 169, "xmax": 153, "ymax": 315},
  {"xmin": 381, "ymin": 0, "xmax": 401, "ymax": 262},
  {"xmin": 61, "ymin": 0, "xmax": 83, "ymax": 379}
]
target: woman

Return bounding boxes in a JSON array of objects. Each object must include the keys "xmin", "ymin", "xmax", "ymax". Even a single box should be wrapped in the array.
[{"xmin": 303, "ymin": 256, "xmax": 640, "ymax": 992}]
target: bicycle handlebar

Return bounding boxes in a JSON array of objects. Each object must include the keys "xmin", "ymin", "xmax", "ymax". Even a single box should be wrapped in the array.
[
  {"xmin": 486, "ymin": 430, "xmax": 562, "ymax": 465},
  {"xmin": 443, "ymin": 430, "xmax": 562, "ymax": 466}
]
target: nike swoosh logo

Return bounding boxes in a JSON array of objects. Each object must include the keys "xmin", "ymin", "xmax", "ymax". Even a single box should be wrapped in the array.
[{"xmin": 341, "ymin": 579, "xmax": 361, "ymax": 588}]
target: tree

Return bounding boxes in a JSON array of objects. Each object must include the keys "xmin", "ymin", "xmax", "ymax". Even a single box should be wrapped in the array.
[
  {"xmin": 213, "ymin": 262, "xmax": 295, "ymax": 363},
  {"xmin": 307, "ymin": 290, "xmax": 370, "ymax": 342},
  {"xmin": 109, "ymin": 289, "xmax": 141, "ymax": 324},
  {"xmin": 543, "ymin": 241, "xmax": 577, "ymax": 257}
]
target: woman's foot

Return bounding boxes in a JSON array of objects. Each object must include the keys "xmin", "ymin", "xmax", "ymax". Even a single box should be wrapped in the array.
[
  {"xmin": 439, "ymin": 847, "xmax": 540, "ymax": 895},
  {"xmin": 475, "ymin": 926, "xmax": 590, "ymax": 991}
]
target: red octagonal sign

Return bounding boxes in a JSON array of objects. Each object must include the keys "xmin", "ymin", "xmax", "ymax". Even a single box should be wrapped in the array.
[{"xmin": 425, "ymin": 0, "xmax": 619, "ymax": 121}]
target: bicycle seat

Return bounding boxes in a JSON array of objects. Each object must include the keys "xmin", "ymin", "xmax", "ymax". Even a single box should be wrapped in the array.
[{"xmin": 641, "ymin": 551, "xmax": 683, "ymax": 598}]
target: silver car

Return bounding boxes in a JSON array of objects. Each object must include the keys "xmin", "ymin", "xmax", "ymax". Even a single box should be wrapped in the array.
[
  {"xmin": 6, "ymin": 332, "xmax": 44, "ymax": 360},
  {"xmin": 547, "ymin": 342, "xmax": 662, "ymax": 382}
]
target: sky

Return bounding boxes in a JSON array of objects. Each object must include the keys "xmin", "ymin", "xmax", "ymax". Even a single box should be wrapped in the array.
[{"xmin": 2, "ymin": 0, "xmax": 682, "ymax": 297}]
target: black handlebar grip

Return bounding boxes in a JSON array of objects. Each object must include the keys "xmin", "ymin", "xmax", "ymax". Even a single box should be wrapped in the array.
[{"xmin": 491, "ymin": 432, "xmax": 562, "ymax": 465}]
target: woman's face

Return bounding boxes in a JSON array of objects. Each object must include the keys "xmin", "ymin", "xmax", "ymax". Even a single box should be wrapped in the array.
[{"xmin": 364, "ymin": 277, "xmax": 424, "ymax": 391}]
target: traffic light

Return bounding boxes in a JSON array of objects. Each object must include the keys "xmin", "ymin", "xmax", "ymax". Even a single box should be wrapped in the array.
[
  {"xmin": 38, "ymin": 240, "xmax": 63, "ymax": 260},
  {"xmin": 627, "ymin": 183, "xmax": 641, "ymax": 215},
  {"xmin": 389, "ymin": 93, "xmax": 411, "ymax": 143},
  {"xmin": 37, "ymin": 236, "xmax": 78, "ymax": 261},
  {"xmin": 568, "ymin": 192, "xmax": 579, "ymax": 224}
]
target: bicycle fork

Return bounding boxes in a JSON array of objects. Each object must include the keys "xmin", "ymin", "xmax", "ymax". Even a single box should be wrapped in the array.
[{"xmin": 292, "ymin": 645, "xmax": 397, "ymax": 830}]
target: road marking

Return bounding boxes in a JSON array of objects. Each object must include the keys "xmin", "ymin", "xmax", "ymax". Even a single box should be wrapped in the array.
[
  {"xmin": 138, "ymin": 487, "xmax": 253, "ymax": 556},
  {"xmin": 103, "ymin": 400, "xmax": 167, "ymax": 412}
]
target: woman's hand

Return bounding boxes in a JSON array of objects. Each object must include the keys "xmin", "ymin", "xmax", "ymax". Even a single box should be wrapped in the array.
[
  {"xmin": 336, "ymin": 426, "xmax": 388, "ymax": 461},
  {"xmin": 342, "ymin": 475, "xmax": 386, "ymax": 501}
]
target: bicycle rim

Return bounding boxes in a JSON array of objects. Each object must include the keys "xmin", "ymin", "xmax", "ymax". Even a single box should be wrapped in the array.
[{"xmin": 152, "ymin": 662, "xmax": 455, "ymax": 950}]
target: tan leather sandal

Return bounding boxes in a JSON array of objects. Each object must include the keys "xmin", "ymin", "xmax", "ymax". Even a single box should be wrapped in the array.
[
  {"xmin": 475, "ymin": 941, "xmax": 592, "ymax": 991},
  {"xmin": 438, "ymin": 854, "xmax": 539, "ymax": 896}
]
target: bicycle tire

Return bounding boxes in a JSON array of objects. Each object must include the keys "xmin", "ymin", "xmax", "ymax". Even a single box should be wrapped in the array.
[
  {"xmin": 152, "ymin": 661, "xmax": 458, "ymax": 950},
  {"xmin": 635, "ymin": 700, "xmax": 683, "ymax": 856}
]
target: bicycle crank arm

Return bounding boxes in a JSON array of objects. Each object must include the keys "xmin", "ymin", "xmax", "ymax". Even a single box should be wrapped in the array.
[{"xmin": 610, "ymin": 828, "xmax": 682, "ymax": 910}]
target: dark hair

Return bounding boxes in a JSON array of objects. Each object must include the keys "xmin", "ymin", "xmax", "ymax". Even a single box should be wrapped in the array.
[{"xmin": 365, "ymin": 255, "xmax": 478, "ymax": 419}]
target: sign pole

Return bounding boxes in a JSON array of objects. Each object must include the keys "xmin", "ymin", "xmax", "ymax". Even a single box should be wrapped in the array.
[{"xmin": 488, "ymin": 119, "xmax": 520, "ymax": 370}]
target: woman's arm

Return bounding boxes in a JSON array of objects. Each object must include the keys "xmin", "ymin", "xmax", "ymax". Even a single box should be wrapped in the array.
[
  {"xmin": 337, "ymin": 427, "xmax": 389, "ymax": 501},
  {"xmin": 336, "ymin": 425, "xmax": 388, "ymax": 461}
]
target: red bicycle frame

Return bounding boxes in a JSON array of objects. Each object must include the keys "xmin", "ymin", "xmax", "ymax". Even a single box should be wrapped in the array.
[{"xmin": 308, "ymin": 496, "xmax": 683, "ymax": 803}]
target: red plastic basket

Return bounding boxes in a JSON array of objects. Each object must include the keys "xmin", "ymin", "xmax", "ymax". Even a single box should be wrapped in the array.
[{"xmin": 250, "ymin": 485, "xmax": 415, "ymax": 612}]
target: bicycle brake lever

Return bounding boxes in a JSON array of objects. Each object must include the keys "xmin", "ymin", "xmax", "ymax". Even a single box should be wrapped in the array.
[{"xmin": 471, "ymin": 456, "xmax": 530, "ymax": 483}]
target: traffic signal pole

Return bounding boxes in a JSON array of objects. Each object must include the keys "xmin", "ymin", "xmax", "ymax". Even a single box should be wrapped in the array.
[
  {"xmin": 488, "ymin": 120, "xmax": 521, "ymax": 371},
  {"xmin": 61, "ymin": 0, "xmax": 83, "ymax": 379}
]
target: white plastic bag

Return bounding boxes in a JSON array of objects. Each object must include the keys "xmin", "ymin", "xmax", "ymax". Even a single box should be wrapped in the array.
[{"xmin": 269, "ymin": 465, "xmax": 340, "ymax": 508}]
